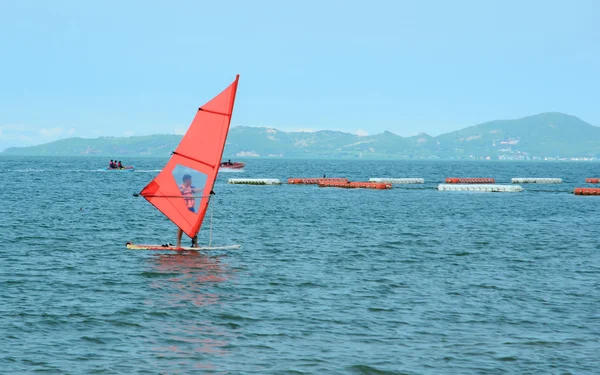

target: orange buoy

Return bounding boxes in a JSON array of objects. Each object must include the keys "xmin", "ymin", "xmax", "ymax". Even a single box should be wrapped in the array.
[
  {"xmin": 445, "ymin": 177, "xmax": 495, "ymax": 184},
  {"xmin": 348, "ymin": 182, "xmax": 392, "ymax": 189},
  {"xmin": 317, "ymin": 180, "xmax": 349, "ymax": 188},
  {"xmin": 585, "ymin": 178, "xmax": 600, "ymax": 184},
  {"xmin": 574, "ymin": 187, "xmax": 600, "ymax": 195},
  {"xmin": 288, "ymin": 177, "xmax": 349, "ymax": 185},
  {"xmin": 318, "ymin": 181, "xmax": 392, "ymax": 189}
]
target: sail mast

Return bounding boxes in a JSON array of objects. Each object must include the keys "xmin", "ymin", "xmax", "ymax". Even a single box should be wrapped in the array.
[{"xmin": 210, "ymin": 74, "xmax": 239, "ymax": 194}]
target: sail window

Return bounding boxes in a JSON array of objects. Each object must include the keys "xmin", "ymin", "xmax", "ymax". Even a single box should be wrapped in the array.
[{"xmin": 172, "ymin": 164, "xmax": 207, "ymax": 214}]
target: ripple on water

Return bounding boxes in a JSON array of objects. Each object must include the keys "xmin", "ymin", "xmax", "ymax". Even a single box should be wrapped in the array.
[{"xmin": 1, "ymin": 157, "xmax": 600, "ymax": 373}]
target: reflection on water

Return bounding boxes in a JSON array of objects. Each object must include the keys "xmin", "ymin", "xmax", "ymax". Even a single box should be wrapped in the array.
[
  {"xmin": 149, "ymin": 251, "xmax": 230, "ymax": 307},
  {"xmin": 145, "ymin": 252, "xmax": 234, "ymax": 370},
  {"xmin": 153, "ymin": 251, "xmax": 229, "ymax": 282}
]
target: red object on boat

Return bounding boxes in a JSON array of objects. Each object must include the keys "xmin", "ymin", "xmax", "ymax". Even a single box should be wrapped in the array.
[
  {"xmin": 445, "ymin": 178, "xmax": 495, "ymax": 184},
  {"xmin": 585, "ymin": 178, "xmax": 600, "ymax": 183},
  {"xmin": 219, "ymin": 162, "xmax": 245, "ymax": 169},
  {"xmin": 574, "ymin": 188, "xmax": 600, "ymax": 195},
  {"xmin": 288, "ymin": 177, "xmax": 349, "ymax": 185},
  {"xmin": 318, "ymin": 181, "xmax": 392, "ymax": 190},
  {"xmin": 139, "ymin": 75, "xmax": 240, "ymax": 239}
]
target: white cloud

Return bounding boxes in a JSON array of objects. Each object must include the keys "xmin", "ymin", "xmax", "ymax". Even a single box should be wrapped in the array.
[
  {"xmin": 355, "ymin": 129, "xmax": 369, "ymax": 137},
  {"xmin": 0, "ymin": 124, "xmax": 72, "ymax": 149},
  {"xmin": 67, "ymin": 128, "xmax": 76, "ymax": 135},
  {"xmin": 40, "ymin": 127, "xmax": 63, "ymax": 138},
  {"xmin": 0, "ymin": 124, "xmax": 31, "ymax": 131},
  {"xmin": 173, "ymin": 127, "xmax": 186, "ymax": 135},
  {"xmin": 123, "ymin": 130, "xmax": 135, "ymax": 137}
]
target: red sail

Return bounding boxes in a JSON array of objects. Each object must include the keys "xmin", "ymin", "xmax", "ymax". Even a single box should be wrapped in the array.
[{"xmin": 140, "ymin": 75, "xmax": 240, "ymax": 238}]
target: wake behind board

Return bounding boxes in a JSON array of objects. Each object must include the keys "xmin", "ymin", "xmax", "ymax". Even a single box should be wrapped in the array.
[
  {"xmin": 104, "ymin": 165, "xmax": 135, "ymax": 172},
  {"xmin": 126, "ymin": 242, "xmax": 241, "ymax": 251}
]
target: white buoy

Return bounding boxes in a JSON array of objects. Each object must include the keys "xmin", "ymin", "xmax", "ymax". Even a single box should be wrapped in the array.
[
  {"xmin": 228, "ymin": 178, "xmax": 281, "ymax": 185},
  {"xmin": 369, "ymin": 178, "xmax": 425, "ymax": 184},
  {"xmin": 438, "ymin": 184, "xmax": 523, "ymax": 192},
  {"xmin": 511, "ymin": 178, "xmax": 562, "ymax": 184}
]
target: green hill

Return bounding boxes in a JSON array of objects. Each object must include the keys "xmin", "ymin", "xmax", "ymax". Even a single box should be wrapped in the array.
[
  {"xmin": 3, "ymin": 112, "xmax": 600, "ymax": 159},
  {"xmin": 435, "ymin": 112, "xmax": 600, "ymax": 158}
]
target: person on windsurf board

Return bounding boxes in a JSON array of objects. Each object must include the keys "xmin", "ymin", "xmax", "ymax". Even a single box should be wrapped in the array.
[
  {"xmin": 176, "ymin": 174, "xmax": 202, "ymax": 248},
  {"xmin": 129, "ymin": 75, "xmax": 240, "ymax": 252}
]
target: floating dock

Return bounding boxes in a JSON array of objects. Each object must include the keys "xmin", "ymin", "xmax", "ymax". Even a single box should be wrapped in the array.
[
  {"xmin": 369, "ymin": 178, "xmax": 425, "ymax": 184},
  {"xmin": 438, "ymin": 184, "xmax": 523, "ymax": 192},
  {"xmin": 445, "ymin": 178, "xmax": 495, "ymax": 184},
  {"xmin": 585, "ymin": 178, "xmax": 600, "ymax": 184},
  {"xmin": 511, "ymin": 178, "xmax": 562, "ymax": 184},
  {"xmin": 287, "ymin": 178, "xmax": 348, "ymax": 185},
  {"xmin": 228, "ymin": 178, "xmax": 281, "ymax": 185},
  {"xmin": 319, "ymin": 181, "xmax": 392, "ymax": 190},
  {"xmin": 574, "ymin": 188, "xmax": 600, "ymax": 195}
]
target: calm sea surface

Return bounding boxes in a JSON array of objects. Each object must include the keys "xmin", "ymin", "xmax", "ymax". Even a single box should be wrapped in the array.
[{"xmin": 1, "ymin": 156, "xmax": 599, "ymax": 374}]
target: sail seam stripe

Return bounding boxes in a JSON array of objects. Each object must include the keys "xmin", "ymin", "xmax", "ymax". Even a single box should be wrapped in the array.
[
  {"xmin": 172, "ymin": 151, "xmax": 215, "ymax": 169},
  {"xmin": 143, "ymin": 195, "xmax": 213, "ymax": 199},
  {"xmin": 199, "ymin": 108, "xmax": 230, "ymax": 116}
]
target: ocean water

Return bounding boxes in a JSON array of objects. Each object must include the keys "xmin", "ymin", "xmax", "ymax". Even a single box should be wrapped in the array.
[{"xmin": 1, "ymin": 156, "xmax": 599, "ymax": 374}]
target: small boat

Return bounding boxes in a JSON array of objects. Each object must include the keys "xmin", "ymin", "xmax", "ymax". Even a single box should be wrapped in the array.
[
  {"xmin": 219, "ymin": 161, "xmax": 245, "ymax": 170},
  {"xmin": 104, "ymin": 165, "xmax": 135, "ymax": 172}
]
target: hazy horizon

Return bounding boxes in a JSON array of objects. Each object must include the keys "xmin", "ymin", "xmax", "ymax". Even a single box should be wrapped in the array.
[{"xmin": 3, "ymin": 111, "xmax": 599, "ymax": 152}]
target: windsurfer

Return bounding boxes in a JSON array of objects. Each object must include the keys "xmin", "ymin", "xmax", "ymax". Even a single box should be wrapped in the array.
[
  {"xmin": 133, "ymin": 75, "xmax": 239, "ymax": 252},
  {"xmin": 176, "ymin": 174, "xmax": 202, "ymax": 248}
]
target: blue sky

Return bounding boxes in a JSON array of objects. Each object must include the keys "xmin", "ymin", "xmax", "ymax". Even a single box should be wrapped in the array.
[{"xmin": 0, "ymin": 0, "xmax": 598, "ymax": 149}]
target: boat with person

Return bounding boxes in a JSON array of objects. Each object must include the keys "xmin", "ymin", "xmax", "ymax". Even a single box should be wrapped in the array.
[
  {"xmin": 105, "ymin": 159, "xmax": 135, "ymax": 171},
  {"xmin": 127, "ymin": 75, "xmax": 241, "ymax": 251},
  {"xmin": 219, "ymin": 160, "xmax": 245, "ymax": 170}
]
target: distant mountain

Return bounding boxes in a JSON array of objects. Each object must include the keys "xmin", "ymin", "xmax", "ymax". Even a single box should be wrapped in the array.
[
  {"xmin": 435, "ymin": 112, "xmax": 600, "ymax": 159},
  {"xmin": 4, "ymin": 112, "xmax": 600, "ymax": 160},
  {"xmin": 2, "ymin": 134, "xmax": 183, "ymax": 157}
]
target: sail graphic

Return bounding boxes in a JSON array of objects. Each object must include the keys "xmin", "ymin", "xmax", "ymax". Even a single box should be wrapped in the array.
[{"xmin": 139, "ymin": 75, "xmax": 240, "ymax": 238}]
